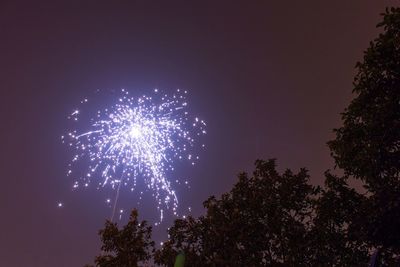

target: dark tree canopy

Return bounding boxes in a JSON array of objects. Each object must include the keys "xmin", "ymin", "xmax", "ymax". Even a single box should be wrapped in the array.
[
  {"xmin": 328, "ymin": 7, "xmax": 400, "ymax": 252},
  {"xmin": 328, "ymin": 7, "xmax": 400, "ymax": 192},
  {"xmin": 154, "ymin": 160, "xmax": 369, "ymax": 266},
  {"xmin": 85, "ymin": 209, "xmax": 154, "ymax": 267},
  {"xmin": 85, "ymin": 161, "xmax": 381, "ymax": 266},
  {"xmin": 308, "ymin": 172, "xmax": 369, "ymax": 266}
]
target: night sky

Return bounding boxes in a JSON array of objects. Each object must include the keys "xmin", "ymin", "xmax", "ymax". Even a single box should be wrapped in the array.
[{"xmin": 1, "ymin": 1, "xmax": 398, "ymax": 266}]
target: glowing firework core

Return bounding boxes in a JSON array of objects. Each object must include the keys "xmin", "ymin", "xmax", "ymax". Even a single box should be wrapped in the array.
[
  {"xmin": 129, "ymin": 126, "xmax": 142, "ymax": 139},
  {"xmin": 63, "ymin": 89, "xmax": 206, "ymax": 220}
]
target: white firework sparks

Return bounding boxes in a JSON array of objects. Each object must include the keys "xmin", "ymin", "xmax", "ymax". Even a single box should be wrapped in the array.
[{"xmin": 62, "ymin": 89, "xmax": 206, "ymax": 220}]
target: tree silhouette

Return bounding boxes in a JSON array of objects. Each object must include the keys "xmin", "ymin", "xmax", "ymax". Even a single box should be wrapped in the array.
[
  {"xmin": 307, "ymin": 172, "xmax": 369, "ymax": 266},
  {"xmin": 85, "ymin": 209, "xmax": 154, "ymax": 267},
  {"xmin": 155, "ymin": 160, "xmax": 370, "ymax": 266},
  {"xmin": 328, "ymin": 7, "xmax": 400, "ymax": 255},
  {"xmin": 87, "ymin": 161, "xmax": 374, "ymax": 266}
]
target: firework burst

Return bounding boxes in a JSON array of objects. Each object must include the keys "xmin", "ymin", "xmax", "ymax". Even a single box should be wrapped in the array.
[{"xmin": 62, "ymin": 89, "xmax": 206, "ymax": 220}]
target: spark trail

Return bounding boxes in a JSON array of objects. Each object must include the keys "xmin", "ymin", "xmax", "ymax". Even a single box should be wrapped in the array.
[{"xmin": 62, "ymin": 89, "xmax": 206, "ymax": 221}]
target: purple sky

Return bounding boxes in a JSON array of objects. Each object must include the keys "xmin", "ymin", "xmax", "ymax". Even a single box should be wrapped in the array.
[{"xmin": 0, "ymin": 1, "xmax": 398, "ymax": 266}]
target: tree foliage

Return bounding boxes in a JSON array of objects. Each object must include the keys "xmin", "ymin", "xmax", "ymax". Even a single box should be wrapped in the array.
[
  {"xmin": 307, "ymin": 172, "xmax": 369, "ymax": 266},
  {"xmin": 328, "ymin": 7, "xmax": 400, "ymax": 191},
  {"xmin": 86, "ymin": 209, "xmax": 155, "ymax": 267},
  {"xmin": 86, "ymin": 161, "xmax": 372, "ymax": 266},
  {"xmin": 328, "ymin": 7, "xmax": 400, "ymax": 252},
  {"xmin": 155, "ymin": 160, "xmax": 370, "ymax": 266}
]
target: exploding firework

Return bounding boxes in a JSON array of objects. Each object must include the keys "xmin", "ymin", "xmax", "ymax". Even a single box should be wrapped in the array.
[{"xmin": 62, "ymin": 89, "xmax": 206, "ymax": 221}]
